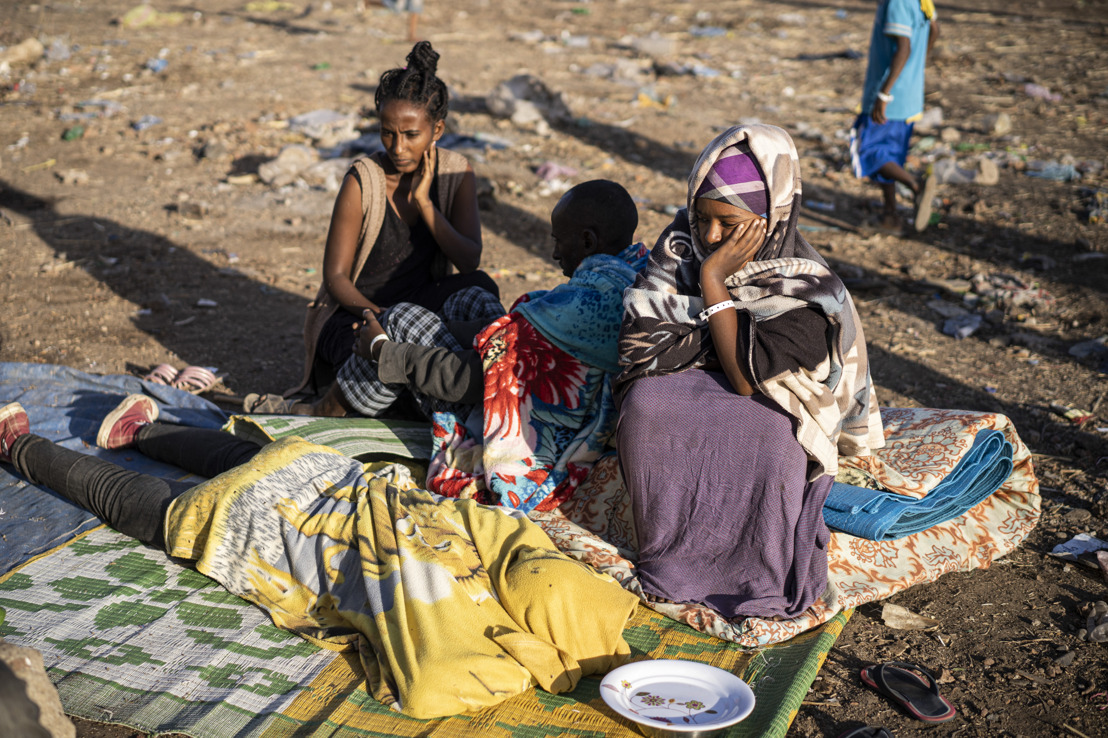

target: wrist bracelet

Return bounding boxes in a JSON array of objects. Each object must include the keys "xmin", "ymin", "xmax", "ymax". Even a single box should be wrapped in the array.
[
  {"xmin": 698, "ymin": 300, "xmax": 735, "ymax": 322},
  {"xmin": 876, "ymin": 91, "xmax": 893, "ymax": 103},
  {"xmin": 369, "ymin": 332, "xmax": 389, "ymax": 361}
]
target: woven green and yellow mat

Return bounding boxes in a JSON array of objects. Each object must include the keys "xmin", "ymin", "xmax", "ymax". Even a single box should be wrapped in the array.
[{"xmin": 0, "ymin": 524, "xmax": 846, "ymax": 737}]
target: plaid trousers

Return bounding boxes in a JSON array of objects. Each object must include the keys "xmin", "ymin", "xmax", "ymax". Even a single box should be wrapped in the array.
[{"xmin": 337, "ymin": 286, "xmax": 505, "ymax": 418}]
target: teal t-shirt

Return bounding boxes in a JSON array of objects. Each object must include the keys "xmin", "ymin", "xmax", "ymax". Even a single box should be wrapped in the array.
[{"xmin": 861, "ymin": 0, "xmax": 932, "ymax": 121}]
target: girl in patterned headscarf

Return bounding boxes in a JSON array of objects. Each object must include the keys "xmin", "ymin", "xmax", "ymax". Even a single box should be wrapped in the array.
[{"xmin": 615, "ymin": 124, "xmax": 884, "ymax": 620}]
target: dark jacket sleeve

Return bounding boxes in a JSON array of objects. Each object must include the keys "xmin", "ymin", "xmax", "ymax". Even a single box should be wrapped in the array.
[
  {"xmin": 738, "ymin": 307, "xmax": 829, "ymax": 382},
  {"xmin": 375, "ymin": 342, "xmax": 484, "ymax": 405}
]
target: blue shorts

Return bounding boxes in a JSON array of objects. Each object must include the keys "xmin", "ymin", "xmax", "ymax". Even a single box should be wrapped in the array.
[{"xmin": 850, "ymin": 114, "xmax": 913, "ymax": 184}]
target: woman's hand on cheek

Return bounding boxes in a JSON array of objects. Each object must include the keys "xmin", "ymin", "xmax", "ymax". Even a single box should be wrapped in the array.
[
  {"xmin": 701, "ymin": 218, "xmax": 767, "ymax": 281},
  {"xmin": 412, "ymin": 142, "xmax": 436, "ymax": 212}
]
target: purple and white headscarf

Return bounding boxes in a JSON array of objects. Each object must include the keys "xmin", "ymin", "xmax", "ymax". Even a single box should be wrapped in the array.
[{"xmin": 693, "ymin": 143, "xmax": 769, "ymax": 218}]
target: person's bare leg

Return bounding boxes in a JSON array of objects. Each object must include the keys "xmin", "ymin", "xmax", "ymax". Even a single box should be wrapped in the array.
[
  {"xmin": 876, "ymin": 162, "xmax": 918, "ymax": 195},
  {"xmin": 878, "ymin": 182, "xmax": 900, "ymax": 231},
  {"xmin": 407, "ymin": 11, "xmax": 419, "ymax": 42},
  {"xmin": 876, "ymin": 162, "xmax": 919, "ymax": 231}
]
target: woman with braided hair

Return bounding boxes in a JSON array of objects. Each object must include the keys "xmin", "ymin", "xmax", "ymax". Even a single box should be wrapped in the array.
[{"xmin": 266, "ymin": 41, "xmax": 504, "ymax": 416}]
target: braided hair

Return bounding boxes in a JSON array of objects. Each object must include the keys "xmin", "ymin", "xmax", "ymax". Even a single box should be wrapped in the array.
[{"xmin": 374, "ymin": 41, "xmax": 449, "ymax": 123}]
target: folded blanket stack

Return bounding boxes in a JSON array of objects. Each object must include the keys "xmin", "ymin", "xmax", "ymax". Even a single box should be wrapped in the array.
[{"xmin": 824, "ymin": 429, "xmax": 1013, "ymax": 540}]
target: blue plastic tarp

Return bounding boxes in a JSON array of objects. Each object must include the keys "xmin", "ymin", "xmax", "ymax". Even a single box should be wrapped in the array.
[{"xmin": 0, "ymin": 363, "xmax": 227, "ymax": 572}]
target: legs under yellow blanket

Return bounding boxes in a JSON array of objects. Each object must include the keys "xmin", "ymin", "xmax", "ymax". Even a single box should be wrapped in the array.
[{"xmin": 164, "ymin": 438, "xmax": 639, "ymax": 718}]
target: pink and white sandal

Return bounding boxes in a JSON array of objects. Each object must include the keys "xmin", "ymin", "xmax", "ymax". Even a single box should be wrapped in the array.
[
  {"xmin": 172, "ymin": 366, "xmax": 219, "ymax": 394},
  {"xmin": 143, "ymin": 364, "xmax": 179, "ymax": 385}
]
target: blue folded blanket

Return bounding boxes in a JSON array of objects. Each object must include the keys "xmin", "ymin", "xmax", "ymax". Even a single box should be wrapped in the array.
[{"xmin": 823, "ymin": 429, "xmax": 1013, "ymax": 540}]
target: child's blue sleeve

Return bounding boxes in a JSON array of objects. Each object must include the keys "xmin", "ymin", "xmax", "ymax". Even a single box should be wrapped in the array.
[{"xmin": 883, "ymin": 0, "xmax": 918, "ymax": 38}]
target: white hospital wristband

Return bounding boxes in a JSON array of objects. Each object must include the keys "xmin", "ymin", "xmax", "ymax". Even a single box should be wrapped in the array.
[
  {"xmin": 698, "ymin": 300, "xmax": 735, "ymax": 322},
  {"xmin": 369, "ymin": 332, "xmax": 389, "ymax": 361}
]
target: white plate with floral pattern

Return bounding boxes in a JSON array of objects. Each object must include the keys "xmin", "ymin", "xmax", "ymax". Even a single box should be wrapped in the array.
[{"xmin": 600, "ymin": 659, "xmax": 756, "ymax": 732}]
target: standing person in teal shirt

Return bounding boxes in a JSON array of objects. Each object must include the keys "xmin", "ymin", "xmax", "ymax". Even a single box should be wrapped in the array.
[{"xmin": 850, "ymin": 0, "xmax": 939, "ymax": 233}]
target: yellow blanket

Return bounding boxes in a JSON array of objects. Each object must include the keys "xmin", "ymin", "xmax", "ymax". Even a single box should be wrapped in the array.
[{"xmin": 164, "ymin": 437, "xmax": 638, "ymax": 718}]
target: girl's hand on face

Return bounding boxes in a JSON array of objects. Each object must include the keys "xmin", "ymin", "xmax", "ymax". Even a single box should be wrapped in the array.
[
  {"xmin": 412, "ymin": 141, "xmax": 436, "ymax": 211},
  {"xmin": 701, "ymin": 217, "xmax": 767, "ymax": 281}
]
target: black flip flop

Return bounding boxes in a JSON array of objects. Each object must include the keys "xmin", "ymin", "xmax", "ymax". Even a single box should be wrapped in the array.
[{"xmin": 860, "ymin": 662, "xmax": 956, "ymax": 723}]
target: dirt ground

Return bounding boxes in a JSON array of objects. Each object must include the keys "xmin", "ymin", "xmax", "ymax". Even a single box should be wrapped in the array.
[{"xmin": 1, "ymin": 0, "xmax": 1107, "ymax": 736}]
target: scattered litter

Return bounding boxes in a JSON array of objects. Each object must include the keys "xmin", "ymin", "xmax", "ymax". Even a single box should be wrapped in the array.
[
  {"xmin": 179, "ymin": 201, "xmax": 209, "ymax": 219},
  {"xmin": 56, "ymin": 168, "xmax": 89, "ymax": 185},
  {"xmin": 923, "ymin": 277, "xmax": 973, "ymax": 295},
  {"xmin": 1048, "ymin": 401, "xmax": 1093, "ymax": 426},
  {"xmin": 258, "ymin": 144, "xmax": 318, "ymax": 187},
  {"xmin": 1069, "ymin": 336, "xmax": 1108, "ymax": 360},
  {"xmin": 296, "ymin": 158, "xmax": 349, "ymax": 192},
  {"xmin": 535, "ymin": 161, "xmax": 578, "ymax": 181},
  {"xmin": 777, "ymin": 12, "xmax": 808, "ymax": 25},
  {"xmin": 537, "ymin": 178, "xmax": 572, "ymax": 197},
  {"xmin": 943, "ymin": 313, "xmax": 983, "ymax": 339},
  {"xmin": 1023, "ymin": 83, "xmax": 1061, "ymax": 102},
  {"xmin": 932, "ymin": 157, "xmax": 997, "ymax": 186},
  {"xmin": 71, "ymin": 99, "xmax": 123, "ymax": 119},
  {"xmin": 310, "ymin": 62, "xmax": 331, "ymax": 71},
  {"xmin": 804, "ymin": 200, "xmax": 835, "ymax": 212},
  {"xmin": 145, "ymin": 58, "xmax": 168, "ymax": 73},
  {"xmin": 21, "ymin": 159, "xmax": 56, "ymax": 173},
  {"xmin": 119, "ymin": 4, "xmax": 185, "ymax": 28},
  {"xmin": 195, "ymin": 298, "xmax": 218, "ymax": 308},
  {"xmin": 636, "ymin": 88, "xmax": 675, "ymax": 109},
  {"xmin": 288, "ymin": 109, "xmax": 357, "ymax": 147},
  {"xmin": 970, "ymin": 273, "xmax": 1055, "ymax": 316},
  {"xmin": 1025, "ymin": 160, "xmax": 1080, "ymax": 182},
  {"xmin": 1084, "ymin": 188, "xmax": 1108, "ymax": 224},
  {"xmin": 983, "ymin": 111, "xmax": 1012, "ymax": 136},
  {"xmin": 1050, "ymin": 535, "xmax": 1108, "ymax": 567},
  {"xmin": 914, "ymin": 107, "xmax": 944, "ymax": 133},
  {"xmin": 62, "ymin": 125, "xmax": 85, "ymax": 141},
  {"xmin": 984, "ymin": 386, "xmax": 997, "ymax": 394},
  {"xmin": 881, "ymin": 603, "xmax": 940, "ymax": 631},
  {"xmin": 509, "ymin": 30, "xmax": 546, "ymax": 44},
  {"xmin": 628, "ymin": 34, "xmax": 677, "ymax": 58},
  {"xmin": 486, "ymin": 74, "xmax": 572, "ymax": 134},
  {"xmin": 927, "ymin": 299, "xmax": 969, "ymax": 319},
  {"xmin": 46, "ymin": 39, "xmax": 72, "ymax": 63},
  {"xmin": 689, "ymin": 26, "xmax": 727, "ymax": 38},
  {"xmin": 244, "ymin": 0, "xmax": 296, "ymax": 10},
  {"xmin": 0, "ymin": 38, "xmax": 45, "ymax": 67},
  {"xmin": 438, "ymin": 132, "xmax": 512, "ymax": 151},
  {"xmin": 132, "ymin": 115, "xmax": 163, "ymax": 131},
  {"xmin": 559, "ymin": 31, "xmax": 590, "ymax": 48}
]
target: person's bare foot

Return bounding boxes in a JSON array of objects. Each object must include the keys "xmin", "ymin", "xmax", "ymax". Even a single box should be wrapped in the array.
[
  {"xmin": 876, "ymin": 214, "xmax": 903, "ymax": 235},
  {"xmin": 306, "ymin": 384, "xmax": 353, "ymax": 417}
]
